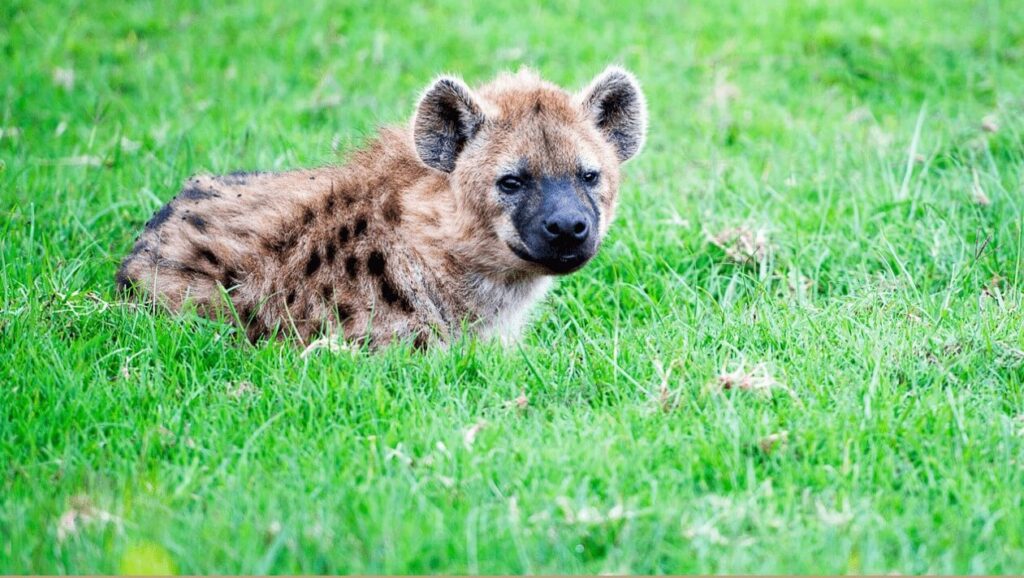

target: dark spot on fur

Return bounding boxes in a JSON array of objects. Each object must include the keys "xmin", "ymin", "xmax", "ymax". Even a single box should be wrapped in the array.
[
  {"xmin": 243, "ymin": 308, "xmax": 268, "ymax": 342},
  {"xmin": 197, "ymin": 247, "xmax": 220, "ymax": 267},
  {"xmin": 325, "ymin": 241, "xmax": 337, "ymax": 264},
  {"xmin": 443, "ymin": 253, "xmax": 465, "ymax": 277},
  {"xmin": 379, "ymin": 278, "xmax": 400, "ymax": 304},
  {"xmin": 185, "ymin": 213, "xmax": 208, "ymax": 233},
  {"xmin": 163, "ymin": 260, "xmax": 207, "ymax": 280},
  {"xmin": 366, "ymin": 251, "xmax": 386, "ymax": 276},
  {"xmin": 222, "ymin": 267, "xmax": 241, "ymax": 288},
  {"xmin": 181, "ymin": 185, "xmax": 220, "ymax": 200},
  {"xmin": 345, "ymin": 256, "xmax": 359, "ymax": 278},
  {"xmin": 302, "ymin": 206, "xmax": 315, "ymax": 225},
  {"xmin": 115, "ymin": 269, "xmax": 138, "ymax": 294},
  {"xmin": 305, "ymin": 251, "xmax": 321, "ymax": 276},
  {"xmin": 382, "ymin": 194, "xmax": 403, "ymax": 223},
  {"xmin": 309, "ymin": 175, "xmax": 316, "ymax": 180},
  {"xmin": 238, "ymin": 305, "xmax": 252, "ymax": 322},
  {"xmin": 233, "ymin": 306, "xmax": 260, "ymax": 339},
  {"xmin": 413, "ymin": 331, "xmax": 429, "ymax": 350},
  {"xmin": 379, "ymin": 277, "xmax": 413, "ymax": 312},
  {"xmin": 286, "ymin": 290, "xmax": 296, "ymax": 306},
  {"xmin": 126, "ymin": 239, "xmax": 150, "ymax": 260},
  {"xmin": 338, "ymin": 225, "xmax": 350, "ymax": 245},
  {"xmin": 325, "ymin": 194, "xmax": 335, "ymax": 212},
  {"xmin": 264, "ymin": 230, "xmax": 298, "ymax": 256},
  {"xmin": 145, "ymin": 204, "xmax": 174, "ymax": 230},
  {"xmin": 340, "ymin": 192, "xmax": 355, "ymax": 207},
  {"xmin": 319, "ymin": 284, "xmax": 332, "ymax": 301},
  {"xmin": 353, "ymin": 217, "xmax": 367, "ymax": 236},
  {"xmin": 533, "ymin": 99, "xmax": 543, "ymax": 114},
  {"xmin": 335, "ymin": 302, "xmax": 351, "ymax": 321}
]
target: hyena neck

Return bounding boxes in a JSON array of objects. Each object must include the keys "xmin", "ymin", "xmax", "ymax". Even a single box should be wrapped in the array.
[
  {"xmin": 468, "ymin": 272, "xmax": 554, "ymax": 344},
  {"xmin": 429, "ymin": 215, "xmax": 555, "ymax": 343}
]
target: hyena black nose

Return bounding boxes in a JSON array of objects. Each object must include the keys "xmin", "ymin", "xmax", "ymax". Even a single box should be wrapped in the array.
[{"xmin": 543, "ymin": 212, "xmax": 590, "ymax": 244}]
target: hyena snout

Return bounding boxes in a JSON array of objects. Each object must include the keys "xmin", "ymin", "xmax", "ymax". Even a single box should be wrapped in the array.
[
  {"xmin": 541, "ymin": 201, "xmax": 591, "ymax": 249},
  {"xmin": 514, "ymin": 178, "xmax": 599, "ymax": 274}
]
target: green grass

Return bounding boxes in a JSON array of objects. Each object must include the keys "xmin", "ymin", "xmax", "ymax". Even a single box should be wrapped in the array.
[{"xmin": 2, "ymin": 0, "xmax": 1024, "ymax": 573}]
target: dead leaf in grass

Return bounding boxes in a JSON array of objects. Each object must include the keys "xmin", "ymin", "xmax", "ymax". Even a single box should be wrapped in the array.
[
  {"xmin": 845, "ymin": 106, "xmax": 873, "ymax": 124},
  {"xmin": 0, "ymin": 127, "xmax": 21, "ymax": 141},
  {"xmin": 786, "ymin": 270, "xmax": 815, "ymax": 296},
  {"xmin": 52, "ymin": 67, "xmax": 75, "ymax": 90},
  {"xmin": 996, "ymin": 343, "xmax": 1024, "ymax": 369},
  {"xmin": 650, "ymin": 359, "xmax": 681, "ymax": 413},
  {"xmin": 713, "ymin": 362, "xmax": 783, "ymax": 393},
  {"xmin": 56, "ymin": 495, "xmax": 121, "ymax": 542},
  {"xmin": 120, "ymin": 137, "xmax": 141, "ymax": 153},
  {"xmin": 266, "ymin": 520, "xmax": 282, "ymax": 538},
  {"xmin": 156, "ymin": 424, "xmax": 196, "ymax": 449},
  {"xmin": 462, "ymin": 419, "xmax": 487, "ymax": 450},
  {"xmin": 385, "ymin": 444, "xmax": 413, "ymax": 466},
  {"xmin": 505, "ymin": 391, "xmax": 529, "ymax": 411},
  {"xmin": 60, "ymin": 155, "xmax": 103, "ymax": 167},
  {"xmin": 758, "ymin": 431, "xmax": 789, "ymax": 454},
  {"xmin": 869, "ymin": 126, "xmax": 893, "ymax": 149},
  {"xmin": 227, "ymin": 381, "xmax": 257, "ymax": 399},
  {"xmin": 708, "ymin": 225, "xmax": 771, "ymax": 266},
  {"xmin": 981, "ymin": 114, "xmax": 999, "ymax": 133},
  {"xmin": 816, "ymin": 500, "xmax": 854, "ymax": 526},
  {"xmin": 300, "ymin": 332, "xmax": 350, "ymax": 358},
  {"xmin": 971, "ymin": 170, "xmax": 991, "ymax": 206},
  {"xmin": 980, "ymin": 275, "xmax": 1007, "ymax": 309},
  {"xmin": 657, "ymin": 208, "xmax": 691, "ymax": 228},
  {"xmin": 556, "ymin": 497, "xmax": 636, "ymax": 526},
  {"xmin": 703, "ymin": 70, "xmax": 741, "ymax": 111},
  {"xmin": 683, "ymin": 521, "xmax": 728, "ymax": 545}
]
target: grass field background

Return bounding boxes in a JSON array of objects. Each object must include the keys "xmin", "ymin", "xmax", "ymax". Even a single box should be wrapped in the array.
[{"xmin": 2, "ymin": 0, "xmax": 1024, "ymax": 573}]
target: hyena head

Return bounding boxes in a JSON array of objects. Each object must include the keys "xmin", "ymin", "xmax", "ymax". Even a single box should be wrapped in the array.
[{"xmin": 412, "ymin": 66, "xmax": 647, "ymax": 275}]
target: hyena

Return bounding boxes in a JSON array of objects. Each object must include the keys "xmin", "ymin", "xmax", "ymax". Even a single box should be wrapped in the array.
[{"xmin": 116, "ymin": 66, "xmax": 647, "ymax": 348}]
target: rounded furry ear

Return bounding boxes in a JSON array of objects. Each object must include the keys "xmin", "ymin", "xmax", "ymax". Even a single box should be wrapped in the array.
[
  {"xmin": 577, "ymin": 66, "xmax": 648, "ymax": 162},
  {"xmin": 412, "ymin": 76, "xmax": 486, "ymax": 173}
]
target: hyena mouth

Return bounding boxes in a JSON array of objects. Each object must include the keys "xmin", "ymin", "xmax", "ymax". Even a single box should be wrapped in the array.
[{"xmin": 508, "ymin": 243, "xmax": 591, "ymax": 275}]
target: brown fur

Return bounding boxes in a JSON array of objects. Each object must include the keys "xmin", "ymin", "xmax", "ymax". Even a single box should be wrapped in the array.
[{"xmin": 116, "ymin": 67, "xmax": 647, "ymax": 348}]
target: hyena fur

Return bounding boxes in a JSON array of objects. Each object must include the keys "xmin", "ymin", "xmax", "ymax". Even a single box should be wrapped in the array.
[{"xmin": 116, "ymin": 66, "xmax": 648, "ymax": 348}]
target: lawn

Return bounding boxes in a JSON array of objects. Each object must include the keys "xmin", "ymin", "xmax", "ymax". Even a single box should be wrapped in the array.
[{"xmin": 2, "ymin": 0, "xmax": 1023, "ymax": 574}]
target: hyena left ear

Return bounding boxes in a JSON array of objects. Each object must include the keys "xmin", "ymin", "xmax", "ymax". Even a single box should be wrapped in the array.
[
  {"xmin": 413, "ymin": 76, "xmax": 486, "ymax": 173},
  {"xmin": 577, "ymin": 66, "xmax": 648, "ymax": 162}
]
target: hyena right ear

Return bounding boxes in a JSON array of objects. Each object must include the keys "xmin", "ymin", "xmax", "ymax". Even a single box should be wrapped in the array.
[
  {"xmin": 577, "ymin": 66, "xmax": 648, "ymax": 162},
  {"xmin": 412, "ymin": 76, "xmax": 486, "ymax": 173}
]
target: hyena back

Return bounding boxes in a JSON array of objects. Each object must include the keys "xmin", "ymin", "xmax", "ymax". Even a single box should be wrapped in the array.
[{"xmin": 117, "ymin": 67, "xmax": 648, "ymax": 348}]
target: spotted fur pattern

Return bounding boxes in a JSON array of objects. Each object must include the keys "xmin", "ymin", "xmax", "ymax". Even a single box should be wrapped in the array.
[{"xmin": 116, "ymin": 67, "xmax": 647, "ymax": 348}]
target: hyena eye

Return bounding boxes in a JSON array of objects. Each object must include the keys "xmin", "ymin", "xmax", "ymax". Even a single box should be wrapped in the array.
[
  {"xmin": 497, "ymin": 176, "xmax": 524, "ymax": 193},
  {"xmin": 580, "ymin": 171, "xmax": 600, "ymax": 185}
]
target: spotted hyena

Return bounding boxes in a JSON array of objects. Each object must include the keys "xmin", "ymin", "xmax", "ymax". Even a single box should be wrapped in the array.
[{"xmin": 116, "ymin": 66, "xmax": 647, "ymax": 348}]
